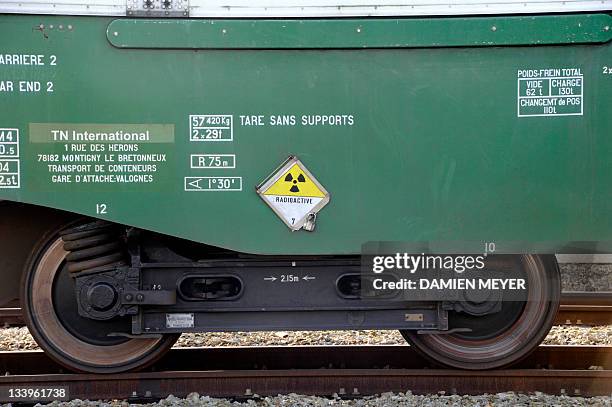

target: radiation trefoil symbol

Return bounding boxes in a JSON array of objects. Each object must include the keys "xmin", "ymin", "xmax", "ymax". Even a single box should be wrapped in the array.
[
  {"xmin": 256, "ymin": 156, "xmax": 330, "ymax": 231},
  {"xmin": 285, "ymin": 172, "xmax": 306, "ymax": 193}
]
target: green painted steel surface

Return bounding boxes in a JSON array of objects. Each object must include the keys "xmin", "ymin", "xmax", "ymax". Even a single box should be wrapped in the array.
[
  {"xmin": 0, "ymin": 14, "xmax": 611, "ymax": 254},
  {"xmin": 107, "ymin": 15, "xmax": 612, "ymax": 49}
]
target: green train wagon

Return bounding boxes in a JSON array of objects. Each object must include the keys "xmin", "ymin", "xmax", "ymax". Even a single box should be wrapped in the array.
[{"xmin": 0, "ymin": 0, "xmax": 610, "ymax": 372}]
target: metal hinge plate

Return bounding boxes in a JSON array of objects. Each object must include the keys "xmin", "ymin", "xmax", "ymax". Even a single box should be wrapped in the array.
[{"xmin": 127, "ymin": 0, "xmax": 189, "ymax": 17}]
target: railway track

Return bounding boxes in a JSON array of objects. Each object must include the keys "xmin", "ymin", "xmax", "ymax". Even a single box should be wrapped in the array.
[
  {"xmin": 1, "ymin": 290, "xmax": 608, "ymax": 327},
  {"xmin": 0, "ymin": 345, "xmax": 609, "ymax": 402},
  {"xmin": 554, "ymin": 291, "xmax": 612, "ymax": 325}
]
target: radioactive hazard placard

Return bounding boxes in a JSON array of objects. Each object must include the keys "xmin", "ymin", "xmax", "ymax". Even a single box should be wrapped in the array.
[{"xmin": 256, "ymin": 156, "xmax": 330, "ymax": 231}]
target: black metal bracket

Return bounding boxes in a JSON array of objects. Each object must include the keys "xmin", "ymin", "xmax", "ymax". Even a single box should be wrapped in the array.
[{"xmin": 121, "ymin": 289, "xmax": 176, "ymax": 305}]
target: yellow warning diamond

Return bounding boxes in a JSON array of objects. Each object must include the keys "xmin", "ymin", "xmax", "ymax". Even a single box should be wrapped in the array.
[
  {"xmin": 263, "ymin": 164, "xmax": 325, "ymax": 198},
  {"xmin": 257, "ymin": 156, "xmax": 330, "ymax": 231}
]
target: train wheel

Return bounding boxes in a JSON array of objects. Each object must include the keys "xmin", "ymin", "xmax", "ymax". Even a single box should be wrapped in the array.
[
  {"xmin": 400, "ymin": 254, "xmax": 560, "ymax": 369},
  {"xmin": 22, "ymin": 225, "xmax": 179, "ymax": 373}
]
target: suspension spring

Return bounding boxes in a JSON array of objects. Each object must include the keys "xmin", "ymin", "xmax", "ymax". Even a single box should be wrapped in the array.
[{"xmin": 60, "ymin": 220, "xmax": 128, "ymax": 273}]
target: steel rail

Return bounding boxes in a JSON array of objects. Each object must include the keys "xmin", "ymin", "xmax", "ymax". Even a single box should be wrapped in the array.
[
  {"xmin": 0, "ymin": 308, "xmax": 22, "ymax": 326},
  {"xmin": 0, "ymin": 345, "xmax": 610, "ymax": 373},
  {"xmin": 555, "ymin": 291, "xmax": 612, "ymax": 325},
  {"xmin": 0, "ymin": 345, "xmax": 610, "ymax": 401}
]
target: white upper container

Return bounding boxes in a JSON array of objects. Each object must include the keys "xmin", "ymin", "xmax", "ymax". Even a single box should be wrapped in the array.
[{"xmin": 0, "ymin": 0, "xmax": 610, "ymax": 17}]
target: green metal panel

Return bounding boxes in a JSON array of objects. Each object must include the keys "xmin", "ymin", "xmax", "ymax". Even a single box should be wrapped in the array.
[
  {"xmin": 1, "ymin": 14, "xmax": 612, "ymax": 254},
  {"xmin": 107, "ymin": 15, "xmax": 612, "ymax": 49}
]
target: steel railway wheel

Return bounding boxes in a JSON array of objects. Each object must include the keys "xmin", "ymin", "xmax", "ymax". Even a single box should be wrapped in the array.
[
  {"xmin": 21, "ymin": 224, "xmax": 179, "ymax": 373},
  {"xmin": 400, "ymin": 254, "xmax": 560, "ymax": 370}
]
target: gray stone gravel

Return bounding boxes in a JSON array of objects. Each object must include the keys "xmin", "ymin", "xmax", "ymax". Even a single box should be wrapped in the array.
[
  {"xmin": 172, "ymin": 325, "xmax": 612, "ymax": 347},
  {"xmin": 560, "ymin": 264, "xmax": 612, "ymax": 292},
  {"xmin": 24, "ymin": 391, "xmax": 612, "ymax": 406},
  {"xmin": 0, "ymin": 325, "xmax": 609, "ymax": 350},
  {"xmin": 542, "ymin": 325, "xmax": 612, "ymax": 346}
]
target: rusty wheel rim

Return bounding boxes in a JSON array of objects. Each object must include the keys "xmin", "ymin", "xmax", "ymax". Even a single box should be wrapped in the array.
[
  {"xmin": 402, "ymin": 255, "xmax": 560, "ymax": 369},
  {"xmin": 25, "ymin": 236, "xmax": 175, "ymax": 372}
]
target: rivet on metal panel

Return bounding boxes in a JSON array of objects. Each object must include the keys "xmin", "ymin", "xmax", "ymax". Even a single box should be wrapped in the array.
[
  {"xmin": 68, "ymin": 25, "xmax": 73, "ymax": 30},
  {"xmin": 113, "ymin": 31, "xmax": 119, "ymax": 37},
  {"xmin": 491, "ymin": 25, "xmax": 498, "ymax": 31},
  {"xmin": 605, "ymin": 26, "xmax": 611, "ymax": 31}
]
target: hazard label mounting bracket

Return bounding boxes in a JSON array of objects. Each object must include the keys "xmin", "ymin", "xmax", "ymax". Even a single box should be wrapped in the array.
[
  {"xmin": 127, "ymin": 0, "xmax": 189, "ymax": 17},
  {"xmin": 256, "ymin": 156, "xmax": 330, "ymax": 232}
]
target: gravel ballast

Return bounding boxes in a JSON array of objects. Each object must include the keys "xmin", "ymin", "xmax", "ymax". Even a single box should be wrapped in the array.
[
  {"xmin": 25, "ymin": 391, "xmax": 612, "ymax": 406},
  {"xmin": 0, "ymin": 325, "xmax": 610, "ymax": 351},
  {"xmin": 560, "ymin": 264, "xmax": 612, "ymax": 292}
]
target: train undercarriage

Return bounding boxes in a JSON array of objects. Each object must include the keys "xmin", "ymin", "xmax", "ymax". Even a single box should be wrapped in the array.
[{"xmin": 18, "ymin": 216, "xmax": 560, "ymax": 373}]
